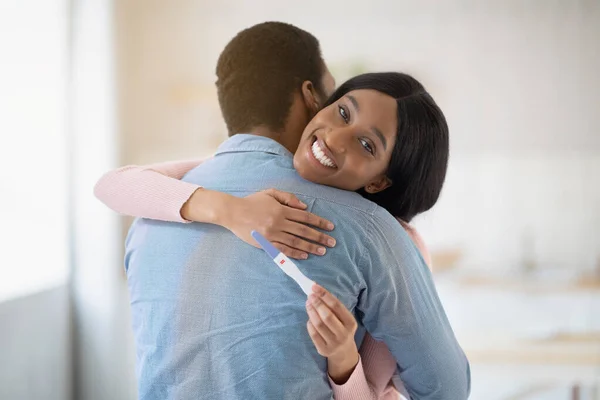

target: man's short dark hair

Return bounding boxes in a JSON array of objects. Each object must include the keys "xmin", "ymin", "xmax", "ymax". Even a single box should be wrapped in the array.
[{"xmin": 216, "ymin": 22, "xmax": 325, "ymax": 136}]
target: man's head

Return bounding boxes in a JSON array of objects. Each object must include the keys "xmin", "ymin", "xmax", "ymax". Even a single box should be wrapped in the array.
[{"xmin": 216, "ymin": 22, "xmax": 335, "ymax": 153}]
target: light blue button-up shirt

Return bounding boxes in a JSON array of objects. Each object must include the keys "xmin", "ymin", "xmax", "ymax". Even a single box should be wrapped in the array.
[{"xmin": 125, "ymin": 135, "xmax": 470, "ymax": 400}]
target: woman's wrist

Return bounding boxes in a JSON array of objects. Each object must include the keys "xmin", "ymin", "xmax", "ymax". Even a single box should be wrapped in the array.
[
  {"xmin": 180, "ymin": 188, "xmax": 238, "ymax": 226},
  {"xmin": 327, "ymin": 346, "xmax": 360, "ymax": 385}
]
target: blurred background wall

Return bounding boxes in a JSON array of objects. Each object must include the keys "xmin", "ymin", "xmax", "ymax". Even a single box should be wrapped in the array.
[{"xmin": 1, "ymin": 0, "xmax": 599, "ymax": 399}]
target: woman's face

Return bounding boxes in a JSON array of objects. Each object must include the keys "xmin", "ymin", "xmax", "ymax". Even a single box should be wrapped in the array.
[{"xmin": 293, "ymin": 89, "xmax": 398, "ymax": 192}]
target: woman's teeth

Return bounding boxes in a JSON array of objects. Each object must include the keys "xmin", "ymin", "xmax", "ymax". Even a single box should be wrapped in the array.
[{"xmin": 311, "ymin": 140, "xmax": 336, "ymax": 168}]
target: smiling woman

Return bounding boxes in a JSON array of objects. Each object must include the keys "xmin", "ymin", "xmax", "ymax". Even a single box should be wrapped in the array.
[
  {"xmin": 294, "ymin": 89, "xmax": 397, "ymax": 191},
  {"xmin": 293, "ymin": 72, "xmax": 450, "ymax": 223}
]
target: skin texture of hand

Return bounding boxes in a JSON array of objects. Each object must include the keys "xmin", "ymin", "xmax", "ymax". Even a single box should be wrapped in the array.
[
  {"xmin": 181, "ymin": 188, "xmax": 336, "ymax": 259},
  {"xmin": 306, "ymin": 284, "xmax": 360, "ymax": 384}
]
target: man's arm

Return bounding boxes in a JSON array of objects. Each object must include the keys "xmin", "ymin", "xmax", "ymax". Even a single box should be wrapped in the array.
[{"xmin": 356, "ymin": 209, "xmax": 470, "ymax": 400}]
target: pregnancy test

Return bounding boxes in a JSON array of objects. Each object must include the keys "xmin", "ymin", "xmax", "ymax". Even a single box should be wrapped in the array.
[{"xmin": 251, "ymin": 230, "xmax": 315, "ymax": 296}]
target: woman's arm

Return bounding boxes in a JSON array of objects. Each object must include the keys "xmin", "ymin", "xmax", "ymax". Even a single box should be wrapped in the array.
[
  {"xmin": 94, "ymin": 159, "xmax": 204, "ymax": 222},
  {"xmin": 307, "ymin": 285, "xmax": 399, "ymax": 400},
  {"xmin": 330, "ymin": 334, "xmax": 401, "ymax": 400},
  {"xmin": 93, "ymin": 159, "xmax": 336, "ymax": 259}
]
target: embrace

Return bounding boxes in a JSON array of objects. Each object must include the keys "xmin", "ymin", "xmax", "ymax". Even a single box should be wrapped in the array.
[{"xmin": 95, "ymin": 22, "xmax": 470, "ymax": 400}]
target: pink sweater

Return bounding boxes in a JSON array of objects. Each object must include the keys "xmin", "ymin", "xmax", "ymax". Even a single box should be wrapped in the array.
[{"xmin": 94, "ymin": 159, "xmax": 433, "ymax": 400}]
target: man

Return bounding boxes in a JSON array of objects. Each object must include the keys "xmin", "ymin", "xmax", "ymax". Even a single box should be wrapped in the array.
[{"xmin": 125, "ymin": 22, "xmax": 470, "ymax": 399}]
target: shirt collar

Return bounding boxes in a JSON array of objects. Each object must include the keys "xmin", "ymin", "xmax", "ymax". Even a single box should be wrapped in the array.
[{"xmin": 214, "ymin": 134, "xmax": 293, "ymax": 159}]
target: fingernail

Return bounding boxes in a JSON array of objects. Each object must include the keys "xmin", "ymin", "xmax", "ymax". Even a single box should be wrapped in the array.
[
  {"xmin": 327, "ymin": 222, "xmax": 334, "ymax": 230},
  {"xmin": 327, "ymin": 238, "xmax": 336, "ymax": 247},
  {"xmin": 299, "ymin": 201, "xmax": 307, "ymax": 208},
  {"xmin": 318, "ymin": 247, "xmax": 326, "ymax": 255},
  {"xmin": 301, "ymin": 253, "xmax": 308, "ymax": 259}
]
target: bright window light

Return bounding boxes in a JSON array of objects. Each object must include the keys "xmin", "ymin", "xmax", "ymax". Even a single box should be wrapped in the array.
[{"xmin": 0, "ymin": 0, "xmax": 68, "ymax": 302}]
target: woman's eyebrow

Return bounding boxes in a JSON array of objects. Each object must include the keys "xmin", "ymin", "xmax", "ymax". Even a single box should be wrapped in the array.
[
  {"xmin": 346, "ymin": 94, "xmax": 360, "ymax": 111},
  {"xmin": 371, "ymin": 127, "xmax": 387, "ymax": 150}
]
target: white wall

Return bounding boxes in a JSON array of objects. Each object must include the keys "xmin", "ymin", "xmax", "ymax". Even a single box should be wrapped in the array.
[{"xmin": 0, "ymin": 288, "xmax": 71, "ymax": 400}]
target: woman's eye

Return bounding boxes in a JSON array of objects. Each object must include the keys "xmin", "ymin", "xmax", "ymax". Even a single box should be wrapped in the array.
[
  {"xmin": 360, "ymin": 138, "xmax": 374, "ymax": 155},
  {"xmin": 338, "ymin": 105, "xmax": 349, "ymax": 123}
]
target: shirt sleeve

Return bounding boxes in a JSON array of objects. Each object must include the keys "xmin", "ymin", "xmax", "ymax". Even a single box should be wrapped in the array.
[
  {"xmin": 357, "ymin": 209, "xmax": 471, "ymax": 400},
  {"xmin": 93, "ymin": 159, "xmax": 205, "ymax": 223},
  {"xmin": 328, "ymin": 356, "xmax": 376, "ymax": 399},
  {"xmin": 328, "ymin": 220, "xmax": 436, "ymax": 400},
  {"xmin": 329, "ymin": 333, "xmax": 399, "ymax": 400}
]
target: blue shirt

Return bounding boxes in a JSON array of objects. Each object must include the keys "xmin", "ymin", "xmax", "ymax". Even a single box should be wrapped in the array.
[{"xmin": 125, "ymin": 135, "xmax": 470, "ymax": 400}]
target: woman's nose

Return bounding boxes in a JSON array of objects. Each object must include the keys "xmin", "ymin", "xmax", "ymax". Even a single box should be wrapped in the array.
[{"xmin": 324, "ymin": 128, "xmax": 348, "ymax": 154}]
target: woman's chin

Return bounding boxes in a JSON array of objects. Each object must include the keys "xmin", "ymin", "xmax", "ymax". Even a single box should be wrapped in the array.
[
  {"xmin": 296, "ymin": 164, "xmax": 319, "ymax": 183},
  {"xmin": 292, "ymin": 156, "xmax": 305, "ymax": 176},
  {"xmin": 293, "ymin": 160, "xmax": 322, "ymax": 185},
  {"xmin": 294, "ymin": 152, "xmax": 315, "ymax": 178}
]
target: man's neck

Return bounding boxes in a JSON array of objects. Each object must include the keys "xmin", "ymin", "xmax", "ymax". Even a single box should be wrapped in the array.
[
  {"xmin": 248, "ymin": 126, "xmax": 282, "ymax": 142},
  {"xmin": 246, "ymin": 126, "xmax": 296, "ymax": 154}
]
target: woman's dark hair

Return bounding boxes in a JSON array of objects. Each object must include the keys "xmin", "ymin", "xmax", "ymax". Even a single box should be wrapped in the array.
[{"xmin": 324, "ymin": 72, "xmax": 449, "ymax": 222}]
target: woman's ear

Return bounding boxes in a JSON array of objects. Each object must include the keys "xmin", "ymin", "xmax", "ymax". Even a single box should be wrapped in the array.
[
  {"xmin": 364, "ymin": 175, "xmax": 392, "ymax": 194},
  {"xmin": 301, "ymin": 80, "xmax": 320, "ymax": 116}
]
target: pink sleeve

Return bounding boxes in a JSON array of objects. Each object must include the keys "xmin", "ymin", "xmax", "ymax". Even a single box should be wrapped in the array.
[
  {"xmin": 93, "ymin": 159, "xmax": 205, "ymax": 223},
  {"xmin": 329, "ymin": 334, "xmax": 399, "ymax": 399}
]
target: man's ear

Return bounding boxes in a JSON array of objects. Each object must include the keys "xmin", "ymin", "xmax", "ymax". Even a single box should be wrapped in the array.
[
  {"xmin": 301, "ymin": 80, "xmax": 320, "ymax": 117},
  {"xmin": 364, "ymin": 175, "xmax": 392, "ymax": 194}
]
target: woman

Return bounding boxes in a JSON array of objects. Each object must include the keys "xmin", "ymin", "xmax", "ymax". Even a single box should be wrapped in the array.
[{"xmin": 96, "ymin": 72, "xmax": 447, "ymax": 399}]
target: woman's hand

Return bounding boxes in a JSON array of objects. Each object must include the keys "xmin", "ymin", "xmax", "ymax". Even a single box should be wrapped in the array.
[
  {"xmin": 183, "ymin": 188, "xmax": 336, "ymax": 259},
  {"xmin": 306, "ymin": 284, "xmax": 360, "ymax": 384}
]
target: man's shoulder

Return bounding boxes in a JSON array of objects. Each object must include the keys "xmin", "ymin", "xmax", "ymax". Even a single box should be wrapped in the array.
[
  {"xmin": 363, "ymin": 207, "xmax": 415, "ymax": 255},
  {"xmin": 308, "ymin": 191, "xmax": 397, "ymax": 223},
  {"xmin": 312, "ymin": 197, "xmax": 411, "ymax": 250},
  {"xmin": 307, "ymin": 191, "xmax": 410, "ymax": 248},
  {"xmin": 303, "ymin": 187, "xmax": 377, "ymax": 214}
]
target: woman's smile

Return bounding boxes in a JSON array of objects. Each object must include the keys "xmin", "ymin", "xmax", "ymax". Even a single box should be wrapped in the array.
[{"xmin": 309, "ymin": 135, "xmax": 337, "ymax": 169}]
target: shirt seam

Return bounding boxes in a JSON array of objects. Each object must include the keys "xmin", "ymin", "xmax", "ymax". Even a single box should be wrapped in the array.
[{"xmin": 215, "ymin": 146, "xmax": 290, "ymax": 157}]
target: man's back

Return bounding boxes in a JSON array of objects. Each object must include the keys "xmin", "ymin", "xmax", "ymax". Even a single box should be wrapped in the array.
[{"xmin": 125, "ymin": 135, "xmax": 470, "ymax": 400}]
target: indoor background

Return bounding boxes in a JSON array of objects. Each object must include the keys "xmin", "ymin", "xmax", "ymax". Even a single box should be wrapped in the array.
[{"xmin": 1, "ymin": 0, "xmax": 599, "ymax": 399}]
